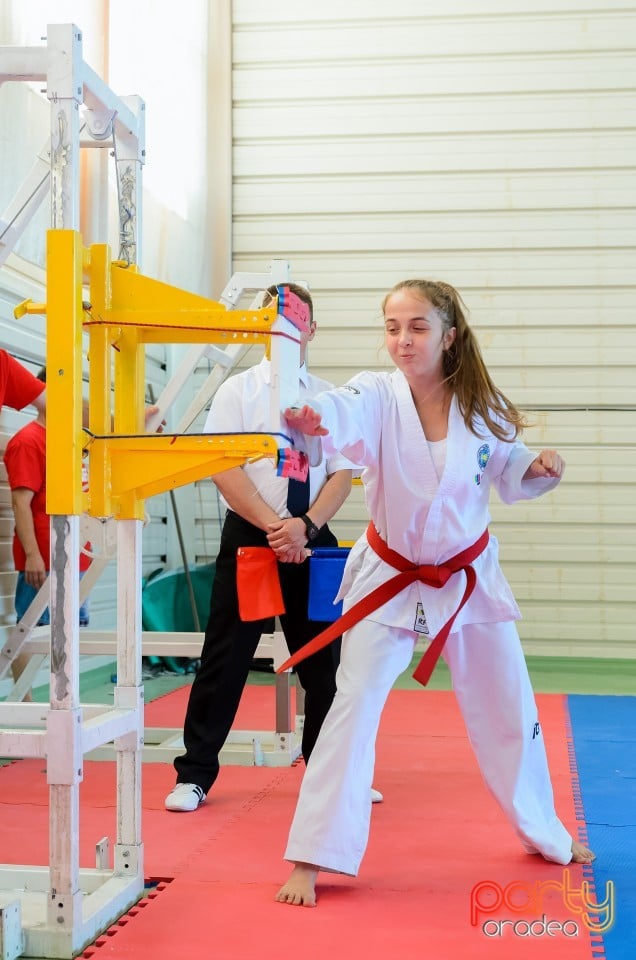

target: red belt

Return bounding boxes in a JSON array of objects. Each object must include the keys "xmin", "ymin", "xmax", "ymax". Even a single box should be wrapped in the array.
[{"xmin": 276, "ymin": 523, "xmax": 489, "ymax": 686}]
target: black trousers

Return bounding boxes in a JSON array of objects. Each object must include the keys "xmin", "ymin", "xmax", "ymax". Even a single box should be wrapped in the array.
[{"xmin": 174, "ymin": 510, "xmax": 341, "ymax": 793}]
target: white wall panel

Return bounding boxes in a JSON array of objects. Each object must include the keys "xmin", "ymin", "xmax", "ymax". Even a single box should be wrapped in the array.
[{"xmin": 236, "ymin": 171, "xmax": 635, "ymax": 216}]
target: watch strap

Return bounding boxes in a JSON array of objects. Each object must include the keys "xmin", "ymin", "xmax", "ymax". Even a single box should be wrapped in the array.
[{"xmin": 300, "ymin": 514, "xmax": 320, "ymax": 541}]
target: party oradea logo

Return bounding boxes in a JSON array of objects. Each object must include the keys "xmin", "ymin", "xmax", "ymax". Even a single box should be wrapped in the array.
[{"xmin": 470, "ymin": 869, "xmax": 614, "ymax": 938}]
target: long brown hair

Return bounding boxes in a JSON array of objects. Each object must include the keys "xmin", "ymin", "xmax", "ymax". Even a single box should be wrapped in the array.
[{"xmin": 382, "ymin": 279, "xmax": 527, "ymax": 441}]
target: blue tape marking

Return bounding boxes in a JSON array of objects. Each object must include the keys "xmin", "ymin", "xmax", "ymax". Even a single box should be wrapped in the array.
[{"xmin": 568, "ymin": 695, "xmax": 636, "ymax": 960}]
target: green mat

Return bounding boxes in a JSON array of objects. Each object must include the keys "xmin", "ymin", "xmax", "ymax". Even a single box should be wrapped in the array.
[{"xmin": 31, "ymin": 653, "xmax": 636, "ymax": 706}]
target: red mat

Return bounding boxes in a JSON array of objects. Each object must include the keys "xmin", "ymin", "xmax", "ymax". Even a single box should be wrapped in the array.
[{"xmin": 0, "ymin": 688, "xmax": 596, "ymax": 960}]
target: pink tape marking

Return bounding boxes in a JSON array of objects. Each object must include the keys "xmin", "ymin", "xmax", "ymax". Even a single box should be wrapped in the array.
[
  {"xmin": 277, "ymin": 448, "xmax": 309, "ymax": 481},
  {"xmin": 277, "ymin": 286, "xmax": 310, "ymax": 333}
]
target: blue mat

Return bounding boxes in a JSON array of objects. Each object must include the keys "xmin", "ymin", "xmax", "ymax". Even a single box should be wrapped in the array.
[{"xmin": 568, "ymin": 695, "xmax": 636, "ymax": 960}]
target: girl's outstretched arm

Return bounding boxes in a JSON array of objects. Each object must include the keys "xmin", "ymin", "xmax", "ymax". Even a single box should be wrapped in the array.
[
  {"xmin": 284, "ymin": 404, "xmax": 329, "ymax": 436},
  {"xmin": 523, "ymin": 448, "xmax": 565, "ymax": 480}
]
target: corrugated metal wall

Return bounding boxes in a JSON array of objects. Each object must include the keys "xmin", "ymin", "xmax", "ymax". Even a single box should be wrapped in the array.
[{"xmin": 210, "ymin": 0, "xmax": 635, "ymax": 658}]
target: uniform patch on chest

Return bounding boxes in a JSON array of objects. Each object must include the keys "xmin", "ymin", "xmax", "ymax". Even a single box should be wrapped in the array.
[
  {"xmin": 413, "ymin": 602, "xmax": 430, "ymax": 634},
  {"xmin": 474, "ymin": 443, "xmax": 491, "ymax": 485}
]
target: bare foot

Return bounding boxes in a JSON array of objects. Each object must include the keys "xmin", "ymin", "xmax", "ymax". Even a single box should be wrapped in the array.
[
  {"xmin": 571, "ymin": 839, "xmax": 595, "ymax": 864},
  {"xmin": 275, "ymin": 863, "xmax": 319, "ymax": 907}
]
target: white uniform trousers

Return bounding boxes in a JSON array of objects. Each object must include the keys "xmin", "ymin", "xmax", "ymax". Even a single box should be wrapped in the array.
[{"xmin": 284, "ymin": 618, "xmax": 573, "ymax": 874}]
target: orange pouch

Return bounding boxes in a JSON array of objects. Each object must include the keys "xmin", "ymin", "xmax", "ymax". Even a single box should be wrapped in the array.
[{"xmin": 236, "ymin": 546, "xmax": 285, "ymax": 621}]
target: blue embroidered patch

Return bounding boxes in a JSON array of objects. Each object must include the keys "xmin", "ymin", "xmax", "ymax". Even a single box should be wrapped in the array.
[
  {"xmin": 474, "ymin": 443, "xmax": 490, "ymax": 485},
  {"xmin": 477, "ymin": 444, "xmax": 490, "ymax": 471}
]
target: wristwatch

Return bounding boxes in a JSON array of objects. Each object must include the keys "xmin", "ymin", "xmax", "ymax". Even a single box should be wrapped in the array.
[{"xmin": 300, "ymin": 514, "xmax": 320, "ymax": 543}]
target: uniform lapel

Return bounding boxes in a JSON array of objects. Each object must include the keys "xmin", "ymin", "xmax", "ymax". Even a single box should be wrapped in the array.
[
  {"xmin": 437, "ymin": 396, "xmax": 462, "ymax": 495},
  {"xmin": 392, "ymin": 370, "xmax": 441, "ymax": 501}
]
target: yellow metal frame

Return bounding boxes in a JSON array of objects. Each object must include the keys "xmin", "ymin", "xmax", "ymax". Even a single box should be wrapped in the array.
[{"xmin": 22, "ymin": 229, "xmax": 284, "ymax": 520}]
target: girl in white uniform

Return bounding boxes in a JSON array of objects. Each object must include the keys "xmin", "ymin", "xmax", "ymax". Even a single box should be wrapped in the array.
[{"xmin": 275, "ymin": 279, "xmax": 594, "ymax": 908}]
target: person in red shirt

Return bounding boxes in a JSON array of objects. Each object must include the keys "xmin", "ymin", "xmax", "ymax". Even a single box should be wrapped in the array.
[
  {"xmin": 2, "ymin": 352, "xmax": 161, "ymax": 699},
  {"xmin": 4, "ymin": 366, "xmax": 90, "ymax": 697},
  {"xmin": 0, "ymin": 349, "xmax": 46, "ymax": 415}
]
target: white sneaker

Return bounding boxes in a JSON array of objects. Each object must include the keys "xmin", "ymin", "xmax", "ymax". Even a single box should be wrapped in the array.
[
  {"xmin": 371, "ymin": 787, "xmax": 384, "ymax": 803},
  {"xmin": 165, "ymin": 783, "xmax": 206, "ymax": 812}
]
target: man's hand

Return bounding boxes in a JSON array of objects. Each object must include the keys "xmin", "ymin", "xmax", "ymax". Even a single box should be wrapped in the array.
[
  {"xmin": 267, "ymin": 517, "xmax": 309, "ymax": 563},
  {"xmin": 276, "ymin": 545, "xmax": 309, "ymax": 565},
  {"xmin": 145, "ymin": 404, "xmax": 166, "ymax": 433},
  {"xmin": 524, "ymin": 449, "xmax": 565, "ymax": 480},
  {"xmin": 24, "ymin": 551, "xmax": 47, "ymax": 589}
]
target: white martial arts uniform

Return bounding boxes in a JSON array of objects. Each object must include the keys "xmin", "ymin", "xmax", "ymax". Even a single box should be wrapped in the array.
[{"xmin": 284, "ymin": 369, "xmax": 573, "ymax": 872}]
